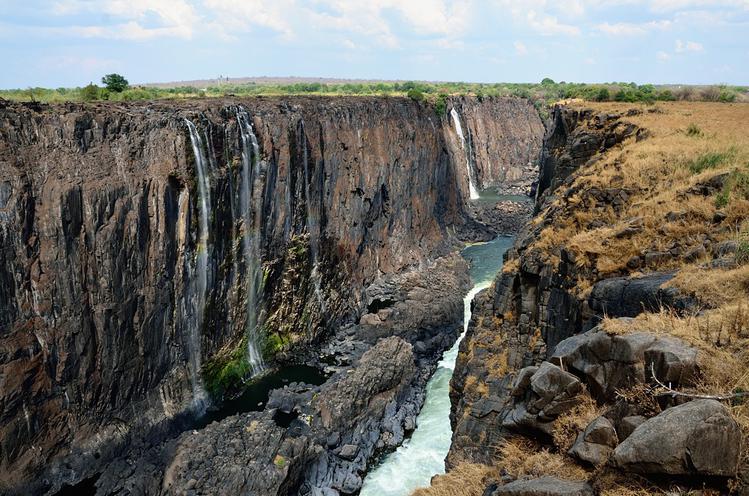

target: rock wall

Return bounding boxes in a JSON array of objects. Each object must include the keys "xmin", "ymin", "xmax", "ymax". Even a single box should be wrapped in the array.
[
  {"xmin": 448, "ymin": 97, "xmax": 545, "ymax": 195},
  {"xmin": 0, "ymin": 96, "xmax": 542, "ymax": 492},
  {"xmin": 448, "ymin": 106, "xmax": 639, "ymax": 465}
]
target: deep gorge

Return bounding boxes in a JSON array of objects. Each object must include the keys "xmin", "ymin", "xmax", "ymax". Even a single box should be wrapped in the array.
[{"xmin": 0, "ymin": 95, "xmax": 544, "ymax": 495}]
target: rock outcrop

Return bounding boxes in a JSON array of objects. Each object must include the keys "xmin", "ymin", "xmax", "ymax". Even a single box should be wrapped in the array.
[
  {"xmin": 550, "ymin": 328, "xmax": 699, "ymax": 401},
  {"xmin": 568, "ymin": 416, "xmax": 618, "ymax": 466},
  {"xmin": 96, "ymin": 337, "xmax": 421, "ymax": 495},
  {"xmin": 448, "ymin": 97, "xmax": 545, "ymax": 195},
  {"xmin": 613, "ymin": 399, "xmax": 740, "ymax": 477},
  {"xmin": 490, "ymin": 477, "xmax": 594, "ymax": 496}
]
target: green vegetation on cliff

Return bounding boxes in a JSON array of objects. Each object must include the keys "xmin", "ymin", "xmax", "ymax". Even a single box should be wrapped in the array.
[
  {"xmin": 202, "ymin": 336, "xmax": 253, "ymax": 398},
  {"xmin": 2, "ymin": 80, "xmax": 746, "ymax": 107}
]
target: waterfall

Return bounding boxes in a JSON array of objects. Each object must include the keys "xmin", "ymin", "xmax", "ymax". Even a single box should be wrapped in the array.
[
  {"xmin": 236, "ymin": 109, "xmax": 266, "ymax": 376},
  {"xmin": 184, "ymin": 119, "xmax": 210, "ymax": 409},
  {"xmin": 300, "ymin": 121, "xmax": 327, "ymax": 316},
  {"xmin": 450, "ymin": 108, "xmax": 480, "ymax": 200}
]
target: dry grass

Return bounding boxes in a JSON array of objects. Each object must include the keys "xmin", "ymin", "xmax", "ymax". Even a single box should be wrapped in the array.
[
  {"xmin": 411, "ymin": 463, "xmax": 496, "ymax": 496},
  {"xmin": 532, "ymin": 102, "xmax": 749, "ymax": 285},
  {"xmin": 551, "ymin": 392, "xmax": 602, "ymax": 452},
  {"xmin": 668, "ymin": 263, "xmax": 749, "ymax": 308},
  {"xmin": 495, "ymin": 437, "xmax": 591, "ymax": 481}
]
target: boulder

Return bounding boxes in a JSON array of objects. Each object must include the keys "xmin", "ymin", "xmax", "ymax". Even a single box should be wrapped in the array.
[
  {"xmin": 613, "ymin": 399, "xmax": 740, "ymax": 476},
  {"xmin": 568, "ymin": 416, "xmax": 618, "ymax": 466},
  {"xmin": 502, "ymin": 362, "xmax": 584, "ymax": 435},
  {"xmin": 617, "ymin": 415, "xmax": 646, "ymax": 441},
  {"xmin": 492, "ymin": 476, "xmax": 594, "ymax": 496},
  {"xmin": 586, "ymin": 273, "xmax": 696, "ymax": 327},
  {"xmin": 551, "ymin": 328, "xmax": 698, "ymax": 401}
]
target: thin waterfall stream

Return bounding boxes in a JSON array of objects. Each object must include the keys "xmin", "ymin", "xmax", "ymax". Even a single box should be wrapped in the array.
[
  {"xmin": 450, "ymin": 108, "xmax": 480, "ymax": 200},
  {"xmin": 360, "ymin": 235, "xmax": 514, "ymax": 496},
  {"xmin": 184, "ymin": 119, "xmax": 211, "ymax": 409},
  {"xmin": 236, "ymin": 109, "xmax": 266, "ymax": 376}
]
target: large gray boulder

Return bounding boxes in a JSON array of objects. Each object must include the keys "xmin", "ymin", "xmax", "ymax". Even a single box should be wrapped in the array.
[
  {"xmin": 502, "ymin": 362, "xmax": 584, "ymax": 435},
  {"xmin": 568, "ymin": 416, "xmax": 618, "ymax": 466},
  {"xmin": 550, "ymin": 328, "xmax": 698, "ymax": 400},
  {"xmin": 491, "ymin": 476, "xmax": 594, "ymax": 496},
  {"xmin": 613, "ymin": 399, "xmax": 740, "ymax": 476}
]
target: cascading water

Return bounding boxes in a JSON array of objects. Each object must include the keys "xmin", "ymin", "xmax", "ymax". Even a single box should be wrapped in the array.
[
  {"xmin": 184, "ymin": 119, "xmax": 211, "ymax": 409},
  {"xmin": 236, "ymin": 109, "xmax": 266, "ymax": 376},
  {"xmin": 360, "ymin": 236, "xmax": 514, "ymax": 496},
  {"xmin": 450, "ymin": 108, "xmax": 480, "ymax": 200},
  {"xmin": 300, "ymin": 121, "xmax": 327, "ymax": 316}
]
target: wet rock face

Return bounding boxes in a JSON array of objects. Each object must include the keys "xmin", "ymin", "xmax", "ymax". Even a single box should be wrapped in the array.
[
  {"xmin": 0, "ymin": 96, "xmax": 544, "ymax": 492},
  {"xmin": 448, "ymin": 97, "xmax": 545, "ymax": 195},
  {"xmin": 613, "ymin": 399, "xmax": 740, "ymax": 476}
]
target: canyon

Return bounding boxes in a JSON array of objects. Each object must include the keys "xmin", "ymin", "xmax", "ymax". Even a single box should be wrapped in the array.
[
  {"xmin": 0, "ymin": 95, "xmax": 543, "ymax": 495},
  {"xmin": 3, "ymin": 95, "xmax": 746, "ymax": 496}
]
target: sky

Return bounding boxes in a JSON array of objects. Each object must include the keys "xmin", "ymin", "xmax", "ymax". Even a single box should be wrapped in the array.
[{"xmin": 0, "ymin": 0, "xmax": 748, "ymax": 89}]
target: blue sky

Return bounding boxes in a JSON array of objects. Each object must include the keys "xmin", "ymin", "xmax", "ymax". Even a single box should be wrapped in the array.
[{"xmin": 1, "ymin": 0, "xmax": 747, "ymax": 89}]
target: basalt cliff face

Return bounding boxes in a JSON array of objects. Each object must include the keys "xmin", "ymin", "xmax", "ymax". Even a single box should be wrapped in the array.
[{"xmin": 0, "ymin": 96, "xmax": 543, "ymax": 493}]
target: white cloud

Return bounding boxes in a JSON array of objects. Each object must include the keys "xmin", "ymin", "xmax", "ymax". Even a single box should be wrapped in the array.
[
  {"xmin": 305, "ymin": 0, "xmax": 474, "ymax": 49},
  {"xmin": 203, "ymin": 0, "xmax": 297, "ymax": 38},
  {"xmin": 514, "ymin": 41, "xmax": 528, "ymax": 55},
  {"xmin": 526, "ymin": 10, "xmax": 581, "ymax": 36},
  {"xmin": 675, "ymin": 39, "xmax": 704, "ymax": 52},
  {"xmin": 647, "ymin": 0, "xmax": 749, "ymax": 12},
  {"xmin": 657, "ymin": 50, "xmax": 670, "ymax": 60},
  {"xmin": 596, "ymin": 20, "xmax": 672, "ymax": 36},
  {"xmin": 49, "ymin": 0, "xmax": 198, "ymax": 39}
]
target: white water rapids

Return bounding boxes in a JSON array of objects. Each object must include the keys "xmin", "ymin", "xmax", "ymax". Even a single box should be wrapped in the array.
[{"xmin": 360, "ymin": 236, "xmax": 514, "ymax": 496}]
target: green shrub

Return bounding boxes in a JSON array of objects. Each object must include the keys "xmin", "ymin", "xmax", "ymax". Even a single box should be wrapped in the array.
[
  {"xmin": 407, "ymin": 88, "xmax": 425, "ymax": 103},
  {"xmin": 687, "ymin": 149, "xmax": 734, "ymax": 173},
  {"xmin": 434, "ymin": 93, "xmax": 448, "ymax": 116},
  {"xmin": 686, "ymin": 123, "xmax": 702, "ymax": 137},
  {"xmin": 719, "ymin": 90, "xmax": 737, "ymax": 103},
  {"xmin": 202, "ymin": 337, "xmax": 252, "ymax": 398},
  {"xmin": 715, "ymin": 189, "xmax": 730, "ymax": 208},
  {"xmin": 80, "ymin": 83, "xmax": 101, "ymax": 101},
  {"xmin": 737, "ymin": 231, "xmax": 749, "ymax": 265},
  {"xmin": 595, "ymin": 87, "xmax": 610, "ymax": 102}
]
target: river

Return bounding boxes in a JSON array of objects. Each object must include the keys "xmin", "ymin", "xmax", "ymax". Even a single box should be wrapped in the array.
[{"xmin": 360, "ymin": 235, "xmax": 514, "ymax": 496}]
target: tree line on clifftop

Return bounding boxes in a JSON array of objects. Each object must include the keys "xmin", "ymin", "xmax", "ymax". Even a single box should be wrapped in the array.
[{"xmin": 1, "ymin": 76, "xmax": 745, "ymax": 109}]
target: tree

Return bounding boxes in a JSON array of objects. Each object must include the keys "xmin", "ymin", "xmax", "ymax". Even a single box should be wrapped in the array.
[
  {"xmin": 541, "ymin": 77, "xmax": 555, "ymax": 85},
  {"xmin": 101, "ymin": 73, "xmax": 129, "ymax": 93},
  {"xmin": 81, "ymin": 83, "xmax": 100, "ymax": 101},
  {"xmin": 595, "ymin": 87, "xmax": 610, "ymax": 102}
]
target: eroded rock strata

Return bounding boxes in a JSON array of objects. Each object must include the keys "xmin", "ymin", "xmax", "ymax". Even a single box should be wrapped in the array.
[{"xmin": 0, "ymin": 96, "xmax": 543, "ymax": 494}]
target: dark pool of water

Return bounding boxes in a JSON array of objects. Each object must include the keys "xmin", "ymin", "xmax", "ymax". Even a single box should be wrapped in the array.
[
  {"xmin": 475, "ymin": 190, "xmax": 532, "ymax": 204},
  {"xmin": 462, "ymin": 236, "xmax": 515, "ymax": 284},
  {"xmin": 54, "ymin": 474, "xmax": 99, "ymax": 496},
  {"xmin": 195, "ymin": 365, "xmax": 328, "ymax": 428}
]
